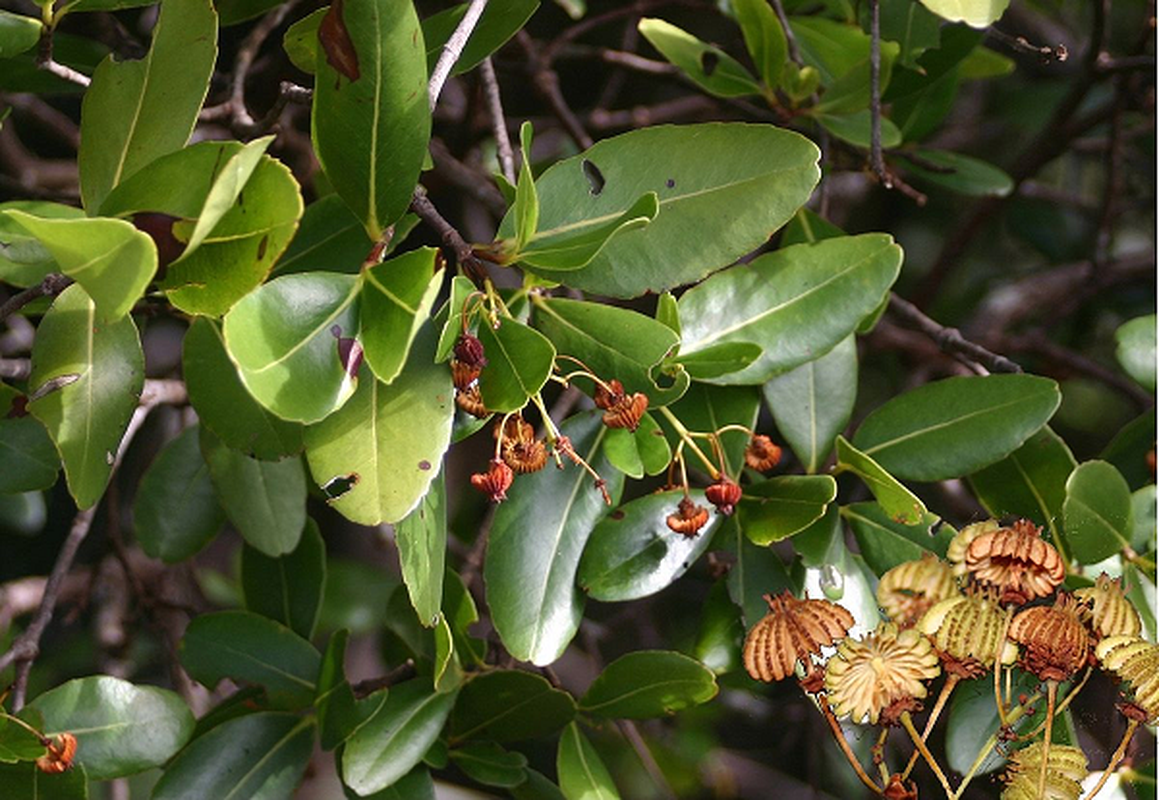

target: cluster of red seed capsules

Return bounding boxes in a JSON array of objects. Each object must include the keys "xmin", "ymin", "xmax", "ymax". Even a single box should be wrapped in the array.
[
  {"xmin": 740, "ymin": 517, "xmax": 1157, "ymax": 800},
  {"xmin": 664, "ymin": 433, "xmax": 782, "ymax": 537}
]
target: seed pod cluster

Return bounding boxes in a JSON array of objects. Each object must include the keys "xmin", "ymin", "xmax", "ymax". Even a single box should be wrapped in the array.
[
  {"xmin": 743, "ymin": 590, "xmax": 854, "ymax": 683},
  {"xmin": 594, "ymin": 379, "xmax": 649, "ymax": 432},
  {"xmin": 919, "ymin": 587, "xmax": 1018, "ymax": 677},
  {"xmin": 877, "ymin": 553, "xmax": 956, "ymax": 629}
]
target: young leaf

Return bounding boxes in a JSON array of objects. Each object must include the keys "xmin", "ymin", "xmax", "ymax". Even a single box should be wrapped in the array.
[
  {"xmin": 449, "ymin": 670, "xmax": 576, "ymax": 744},
  {"xmin": 842, "ymin": 502, "xmax": 953, "ymax": 576},
  {"xmin": 1115, "ymin": 315, "xmax": 1156, "ymax": 392},
  {"xmin": 601, "ymin": 413, "xmax": 670, "ymax": 479},
  {"xmin": 513, "ymin": 122, "xmax": 539, "ymax": 252},
  {"xmin": 638, "ymin": 18, "xmax": 762, "ymax": 97},
  {"xmin": 557, "ymin": 723, "xmax": 620, "ymax": 800},
  {"xmin": 0, "ymin": 200, "xmax": 85, "ymax": 288},
  {"xmin": 283, "ymin": 7, "xmax": 326, "ymax": 73},
  {"xmin": 29, "ymin": 676, "xmax": 194, "ymax": 780},
  {"xmin": 737, "ymin": 476, "xmax": 838, "ymax": 545},
  {"xmin": 395, "ymin": 471, "xmax": 447, "ymax": 627},
  {"xmin": 242, "ymin": 518, "xmax": 327, "ymax": 640},
  {"xmin": 513, "ymin": 192, "xmax": 659, "ymax": 271},
  {"xmin": 835, "ymin": 436, "xmax": 927, "ymax": 525},
  {"xmin": 1063, "ymin": 460, "xmax": 1134, "ymax": 564},
  {"xmin": 421, "ymin": 0, "xmax": 539, "ymax": 77},
  {"xmin": 578, "ymin": 651, "xmax": 717, "ymax": 719},
  {"xmin": 360, "ymin": 247, "xmax": 443, "ymax": 385},
  {"xmin": 476, "ymin": 318, "xmax": 556, "ymax": 413},
  {"xmin": 78, "ymin": 0, "xmax": 217, "ymax": 212},
  {"xmin": 450, "ymin": 742, "xmax": 529, "ymax": 788},
  {"xmin": 902, "ymin": 149, "xmax": 1014, "ymax": 197},
  {"xmin": 0, "ymin": 12, "xmax": 41, "ymax": 59},
  {"xmin": 27, "ymin": 285, "xmax": 144, "ymax": 510},
  {"xmin": 674, "ymin": 342, "xmax": 762, "ymax": 381},
  {"xmin": 678, "ymin": 234, "xmax": 902, "ymax": 385},
  {"xmin": 312, "ymin": 0, "xmax": 430, "ymax": 239},
  {"xmin": 731, "ymin": 0, "xmax": 787, "ymax": 90}
]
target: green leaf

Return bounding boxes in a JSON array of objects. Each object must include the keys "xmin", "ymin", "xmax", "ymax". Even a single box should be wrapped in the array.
[
  {"xmin": 958, "ymin": 45, "xmax": 1015, "ymax": 79},
  {"xmin": 693, "ymin": 579, "xmax": 743, "ymax": 674},
  {"xmin": 477, "ymin": 318, "xmax": 556, "ymax": 413},
  {"xmin": 183, "ymin": 318, "xmax": 304, "ymax": 460},
  {"xmin": 655, "ymin": 292, "xmax": 680, "ymax": 336},
  {"xmin": 579, "ymin": 489, "xmax": 723, "ymax": 601},
  {"xmin": 133, "ymin": 424, "xmax": 225, "ymax": 562},
  {"xmin": 1116, "ymin": 315, "xmax": 1156, "ymax": 392},
  {"xmin": 283, "ymin": 7, "xmax": 327, "ymax": 73},
  {"xmin": 738, "ymin": 475, "xmax": 838, "ymax": 545},
  {"xmin": 450, "ymin": 742, "xmax": 528, "ymax": 788},
  {"xmin": 0, "ymin": 32, "xmax": 105, "ymax": 94},
  {"xmin": 443, "ymin": 569, "xmax": 485, "ymax": 666},
  {"xmin": 918, "ymin": 0, "xmax": 1009, "ymax": 27},
  {"xmin": 183, "ymin": 137, "xmax": 274, "ymax": 256},
  {"xmin": 675, "ymin": 342, "xmax": 762, "ymax": 381},
  {"xmin": 312, "ymin": 0, "xmax": 429, "ymax": 239},
  {"xmin": 601, "ymin": 413, "xmax": 670, "ymax": 479},
  {"xmin": 0, "ymin": 201, "xmax": 85, "ymax": 288},
  {"xmin": 214, "ymin": 0, "xmax": 285, "ymax": 24},
  {"xmin": 151, "ymin": 713, "xmax": 314, "ymax": 800},
  {"xmin": 0, "ymin": 761, "xmax": 87, "ymax": 799},
  {"xmin": 579, "ymin": 651, "xmax": 717, "ymax": 719},
  {"xmin": 1102, "ymin": 412, "xmax": 1156, "ymax": 491},
  {"xmin": 304, "ymin": 324, "xmax": 453, "ymax": 525},
  {"xmin": 661, "ymin": 384, "xmax": 760, "ymax": 475},
  {"xmin": 361, "ymin": 248, "xmax": 443, "ymax": 384},
  {"xmin": 27, "ymin": 284, "xmax": 144, "ymax": 509},
  {"xmin": 486, "ymin": 411, "xmax": 623, "ymax": 665},
  {"xmin": 678, "ymin": 235, "xmax": 901, "ymax": 384},
  {"xmin": 343, "ymin": 680, "xmax": 458, "ymax": 796},
  {"xmin": 421, "ymin": 0, "xmax": 539, "ymax": 77},
  {"xmin": 180, "ymin": 610, "xmax": 321, "ymax": 709},
  {"xmin": 867, "ymin": 0, "xmax": 941, "ymax": 68},
  {"xmin": 396, "ymin": 472, "xmax": 446, "ymax": 628},
  {"xmin": 638, "ymin": 18, "xmax": 761, "ymax": 97},
  {"xmin": 763, "ymin": 335, "xmax": 857, "ymax": 473},
  {"xmin": 1131, "ymin": 485, "xmax": 1156, "ymax": 553},
  {"xmin": 2, "ymin": 211, "xmax": 156, "ymax": 322},
  {"xmin": 732, "ymin": 0, "xmax": 787, "ymax": 90},
  {"xmin": 450, "ymin": 671, "xmax": 576, "ymax": 744},
  {"xmin": 967, "ymin": 426, "xmax": 1076, "ymax": 558},
  {"xmin": 433, "ymin": 613, "xmax": 462, "ymax": 693},
  {"xmin": 0, "ymin": 716, "xmax": 46, "ymax": 763},
  {"xmin": 724, "ymin": 517, "xmax": 794, "ymax": 626},
  {"xmin": 816, "ymin": 110, "xmax": 903, "ymax": 149},
  {"xmin": 813, "ymin": 43, "xmax": 898, "ymax": 114},
  {"xmin": 788, "ymin": 17, "xmax": 872, "ymax": 84},
  {"xmin": 514, "ymin": 122, "xmax": 539, "ymax": 252},
  {"xmin": 902, "ymin": 150, "xmax": 1014, "ymax": 197},
  {"xmin": 201, "ymin": 427, "xmax": 306, "ymax": 558},
  {"xmin": 842, "ymin": 502, "xmax": 953, "ymax": 576},
  {"xmin": 1063, "ymin": 460, "xmax": 1133, "ymax": 564},
  {"xmin": 242, "ymin": 518, "xmax": 326, "ymax": 639},
  {"xmin": 851, "ymin": 374, "xmax": 1062, "ymax": 481},
  {"xmin": 503, "ymin": 123, "xmax": 819, "ymax": 298},
  {"xmin": 0, "ymin": 12, "xmax": 42, "ymax": 59},
  {"xmin": 272, "ymin": 197, "xmax": 408, "ymax": 277},
  {"xmin": 512, "ymin": 769, "xmax": 568, "ymax": 800},
  {"xmin": 891, "ymin": 67, "xmax": 961, "ymax": 141},
  {"xmin": 315, "ymin": 630, "xmax": 386, "ymax": 750},
  {"xmin": 29, "ymin": 676, "xmax": 193, "ymax": 780},
  {"xmin": 0, "ymin": 384, "xmax": 59, "ymax": 493},
  {"xmin": 835, "ymin": 436, "xmax": 927, "ymax": 525},
  {"xmin": 557, "ymin": 723, "xmax": 620, "ymax": 800},
  {"xmin": 78, "ymin": 0, "xmax": 217, "ymax": 212},
  {"xmin": 514, "ymin": 192, "xmax": 659, "ymax": 272},
  {"xmin": 222, "ymin": 272, "xmax": 361, "ymax": 424},
  {"xmin": 780, "ymin": 207, "xmax": 845, "ymax": 247},
  {"xmin": 533, "ymin": 297, "xmax": 687, "ymax": 406}
]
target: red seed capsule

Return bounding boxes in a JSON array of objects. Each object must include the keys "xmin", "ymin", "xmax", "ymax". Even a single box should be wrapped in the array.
[{"xmin": 705, "ymin": 477, "xmax": 742, "ymax": 516}]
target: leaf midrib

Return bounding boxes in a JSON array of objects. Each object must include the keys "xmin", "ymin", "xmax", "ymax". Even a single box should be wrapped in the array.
[{"xmin": 580, "ymin": 676, "xmax": 707, "ymax": 714}]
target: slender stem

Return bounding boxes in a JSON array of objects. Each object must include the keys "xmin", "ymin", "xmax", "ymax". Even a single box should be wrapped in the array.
[
  {"xmin": 618, "ymin": 720, "xmax": 677, "ymax": 800},
  {"xmin": 887, "ymin": 294, "xmax": 1023, "ymax": 375},
  {"xmin": 657, "ymin": 406, "xmax": 720, "ymax": 479},
  {"xmin": 816, "ymin": 694, "xmax": 883, "ymax": 795},
  {"xmin": 429, "ymin": 0, "xmax": 489, "ymax": 111},
  {"xmin": 902, "ymin": 674, "xmax": 960, "ymax": 779},
  {"xmin": 900, "ymin": 711, "xmax": 954, "ymax": 799},
  {"xmin": 952, "ymin": 690, "xmax": 1043, "ymax": 799},
  {"xmin": 0, "ymin": 273, "xmax": 72, "ymax": 322},
  {"xmin": 867, "ymin": 0, "xmax": 887, "ymax": 186},
  {"xmin": 1037, "ymin": 681, "xmax": 1059, "ymax": 800},
  {"xmin": 1083, "ymin": 719, "xmax": 1141, "ymax": 799},
  {"xmin": 479, "ymin": 57, "xmax": 516, "ymax": 185},
  {"xmin": 994, "ymin": 607, "xmax": 1014, "ymax": 726},
  {"xmin": 1012, "ymin": 668, "xmax": 1092, "ymax": 742},
  {"xmin": 0, "ymin": 711, "xmax": 50, "ymax": 745}
]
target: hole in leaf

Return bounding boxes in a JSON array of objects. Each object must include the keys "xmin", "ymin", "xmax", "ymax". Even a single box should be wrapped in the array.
[
  {"xmin": 319, "ymin": 0, "xmax": 361, "ymax": 81},
  {"xmin": 337, "ymin": 337, "xmax": 364, "ymax": 378},
  {"xmin": 322, "ymin": 473, "xmax": 359, "ymax": 499},
  {"xmin": 582, "ymin": 159, "xmax": 605, "ymax": 196},
  {"xmin": 6, "ymin": 395, "xmax": 28, "ymax": 418},
  {"xmin": 700, "ymin": 51, "xmax": 719, "ymax": 76}
]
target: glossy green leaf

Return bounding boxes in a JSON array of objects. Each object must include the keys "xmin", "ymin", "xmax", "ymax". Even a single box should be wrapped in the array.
[
  {"xmin": 201, "ymin": 428, "xmax": 306, "ymax": 557},
  {"xmin": 675, "ymin": 342, "xmax": 762, "ymax": 381},
  {"xmin": 1063, "ymin": 460, "xmax": 1133, "ymax": 564},
  {"xmin": 885, "ymin": 27, "xmax": 983, "ymax": 102},
  {"xmin": 512, "ymin": 769, "xmax": 568, "ymax": 800},
  {"xmin": 223, "ymin": 272, "xmax": 361, "ymax": 424},
  {"xmin": 918, "ymin": 0, "xmax": 1009, "ymax": 27},
  {"xmin": 557, "ymin": 723, "xmax": 619, "ymax": 800},
  {"xmin": 433, "ymin": 613, "xmax": 462, "ymax": 693},
  {"xmin": 343, "ymin": 680, "xmax": 458, "ymax": 796},
  {"xmin": 242, "ymin": 518, "xmax": 326, "ymax": 639},
  {"xmin": 0, "ymin": 12, "xmax": 41, "ymax": 59},
  {"xmin": 312, "ymin": 0, "xmax": 429, "ymax": 239},
  {"xmin": 0, "ymin": 716, "xmax": 45, "ymax": 764},
  {"xmin": 504, "ymin": 123, "xmax": 819, "ymax": 297},
  {"xmin": 945, "ymin": 671, "xmax": 1038, "ymax": 776},
  {"xmin": 450, "ymin": 670, "xmax": 576, "ymax": 744},
  {"xmin": 835, "ymin": 436, "xmax": 927, "ymax": 525},
  {"xmin": 732, "ymin": 0, "xmax": 787, "ymax": 89},
  {"xmin": 316, "ymin": 630, "xmax": 387, "ymax": 750},
  {"xmin": 180, "ymin": 610, "xmax": 320, "ymax": 708},
  {"xmin": 0, "ymin": 383, "xmax": 59, "ymax": 493},
  {"xmin": 816, "ymin": 110, "xmax": 903, "ymax": 149},
  {"xmin": 967, "ymin": 426, "xmax": 1076, "ymax": 557},
  {"xmin": 903, "ymin": 150, "xmax": 1014, "ymax": 197},
  {"xmin": 579, "ymin": 650, "xmax": 717, "ymax": 719},
  {"xmin": 514, "ymin": 192, "xmax": 659, "ymax": 272},
  {"xmin": 134, "ymin": 424, "xmax": 225, "ymax": 562},
  {"xmin": 638, "ymin": 18, "xmax": 761, "ymax": 97},
  {"xmin": 852, "ymin": 374, "xmax": 1061, "ymax": 481},
  {"xmin": 283, "ymin": 7, "xmax": 327, "ymax": 73},
  {"xmin": 0, "ymin": 201, "xmax": 85, "ymax": 288},
  {"xmin": 1102, "ymin": 412, "xmax": 1156, "ymax": 491},
  {"xmin": 450, "ymin": 742, "xmax": 528, "ymax": 788},
  {"xmin": 2, "ymin": 212, "xmax": 155, "ymax": 323},
  {"xmin": 724, "ymin": 517, "xmax": 794, "ymax": 626},
  {"xmin": 0, "ymin": 32, "xmax": 105, "ymax": 94},
  {"xmin": 272, "ymin": 197, "xmax": 406, "ymax": 277},
  {"xmin": 763, "ymin": 335, "xmax": 857, "ymax": 473},
  {"xmin": 396, "ymin": 471, "xmax": 446, "ymax": 628},
  {"xmin": 361, "ymin": 248, "xmax": 443, "ymax": 385},
  {"xmin": 0, "ymin": 761, "xmax": 87, "ymax": 799},
  {"xmin": 443, "ymin": 568, "xmax": 485, "ymax": 666},
  {"xmin": 514, "ymin": 122, "xmax": 539, "ymax": 252},
  {"xmin": 27, "ymin": 284, "xmax": 144, "ymax": 509},
  {"xmin": 304, "ymin": 324, "xmax": 453, "ymax": 525},
  {"xmin": 183, "ymin": 137, "xmax": 273, "ymax": 256},
  {"xmin": 422, "ymin": 0, "xmax": 539, "ymax": 77},
  {"xmin": 1131, "ymin": 485, "xmax": 1156, "ymax": 553},
  {"xmin": 813, "ymin": 43, "xmax": 898, "ymax": 114},
  {"xmin": 78, "ymin": 0, "xmax": 217, "ymax": 212},
  {"xmin": 678, "ymin": 235, "xmax": 901, "ymax": 384},
  {"xmin": 661, "ymin": 384, "xmax": 760, "ymax": 475},
  {"xmin": 477, "ymin": 318, "xmax": 556, "ymax": 413},
  {"xmin": 891, "ymin": 66, "xmax": 961, "ymax": 141},
  {"xmin": 1116, "ymin": 315, "xmax": 1156, "ymax": 392},
  {"xmin": 29, "ymin": 676, "xmax": 193, "ymax": 780},
  {"xmin": 780, "ymin": 207, "xmax": 844, "ymax": 247},
  {"xmin": 738, "ymin": 475, "xmax": 838, "ymax": 545},
  {"xmin": 693, "ymin": 579, "xmax": 743, "ymax": 674},
  {"xmin": 788, "ymin": 17, "xmax": 872, "ymax": 84},
  {"xmin": 151, "ymin": 713, "xmax": 314, "ymax": 800},
  {"xmin": 183, "ymin": 318, "xmax": 304, "ymax": 460},
  {"xmin": 579, "ymin": 489, "xmax": 722, "ymax": 601},
  {"xmin": 842, "ymin": 502, "xmax": 953, "ymax": 576},
  {"xmin": 533, "ymin": 297, "xmax": 686, "ymax": 406},
  {"xmin": 486, "ymin": 412, "xmax": 623, "ymax": 665},
  {"xmin": 601, "ymin": 413, "xmax": 670, "ymax": 480}
]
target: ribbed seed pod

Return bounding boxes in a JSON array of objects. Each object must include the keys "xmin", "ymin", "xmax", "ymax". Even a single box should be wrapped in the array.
[
  {"xmin": 919, "ymin": 587, "xmax": 1017, "ymax": 677},
  {"xmin": 963, "ymin": 519, "xmax": 1065, "ymax": 604},
  {"xmin": 1075, "ymin": 573, "xmax": 1142, "ymax": 639},
  {"xmin": 35, "ymin": 733, "xmax": 77, "ymax": 775},
  {"xmin": 824, "ymin": 623, "xmax": 941, "ymax": 725},
  {"xmin": 743, "ymin": 591, "xmax": 854, "ymax": 683},
  {"xmin": 503, "ymin": 439, "xmax": 548, "ymax": 474},
  {"xmin": 946, "ymin": 520, "xmax": 1001, "ymax": 576},
  {"xmin": 665, "ymin": 497, "xmax": 709, "ymax": 536},
  {"xmin": 450, "ymin": 359, "xmax": 481, "ymax": 390},
  {"xmin": 470, "ymin": 459, "xmax": 514, "ymax": 503},
  {"xmin": 877, "ymin": 553, "xmax": 957, "ymax": 629},
  {"xmin": 1096, "ymin": 635, "xmax": 1159, "ymax": 722},
  {"xmin": 705, "ymin": 477, "xmax": 742, "ymax": 516},
  {"xmin": 1000, "ymin": 743, "xmax": 1087, "ymax": 800},
  {"xmin": 744, "ymin": 435, "xmax": 782, "ymax": 472},
  {"xmin": 602, "ymin": 391, "xmax": 649, "ymax": 432},
  {"xmin": 493, "ymin": 414, "xmax": 534, "ymax": 443},
  {"xmin": 1009, "ymin": 594, "xmax": 1090, "ymax": 682},
  {"xmin": 455, "ymin": 385, "xmax": 489, "ymax": 418}
]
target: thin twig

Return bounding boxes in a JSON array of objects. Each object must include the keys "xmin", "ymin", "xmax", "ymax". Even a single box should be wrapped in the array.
[
  {"xmin": 619, "ymin": 721, "xmax": 678, "ymax": 800},
  {"xmin": 35, "ymin": 32, "xmax": 91, "ymax": 88},
  {"xmin": 229, "ymin": 0, "xmax": 300, "ymax": 130},
  {"xmin": 998, "ymin": 331, "xmax": 1153, "ymax": 409},
  {"xmin": 887, "ymin": 294, "xmax": 1023, "ymax": 374},
  {"xmin": 768, "ymin": 0, "xmax": 802, "ymax": 65},
  {"xmin": 0, "ymin": 274, "xmax": 73, "ymax": 322},
  {"xmin": 429, "ymin": 0, "xmax": 490, "ymax": 111},
  {"xmin": 987, "ymin": 27, "xmax": 1069, "ymax": 62},
  {"xmin": 409, "ymin": 190, "xmax": 489, "ymax": 286},
  {"xmin": 352, "ymin": 659, "xmax": 417, "ymax": 698},
  {"xmin": 517, "ymin": 32, "xmax": 594, "ymax": 150},
  {"xmin": 479, "ymin": 58, "xmax": 516, "ymax": 185},
  {"xmin": 868, "ymin": 0, "xmax": 888, "ymax": 186}
]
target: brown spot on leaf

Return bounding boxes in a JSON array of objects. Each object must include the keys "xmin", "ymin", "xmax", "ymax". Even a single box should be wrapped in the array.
[
  {"xmin": 666, "ymin": 178, "xmax": 676, "ymax": 189},
  {"xmin": 257, "ymin": 234, "xmax": 269, "ymax": 260},
  {"xmin": 29, "ymin": 374, "xmax": 80, "ymax": 402},
  {"xmin": 610, "ymin": 510, "xmax": 626, "ymax": 521},
  {"xmin": 319, "ymin": 0, "xmax": 360, "ymax": 81},
  {"xmin": 6, "ymin": 395, "xmax": 28, "ymax": 418},
  {"xmin": 418, "ymin": 460, "xmax": 431, "ymax": 471}
]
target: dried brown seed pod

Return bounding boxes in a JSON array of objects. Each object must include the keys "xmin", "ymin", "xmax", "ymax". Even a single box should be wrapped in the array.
[
  {"xmin": 450, "ymin": 358, "xmax": 481, "ymax": 391},
  {"xmin": 453, "ymin": 333, "xmax": 487, "ymax": 367},
  {"xmin": 877, "ymin": 553, "xmax": 957, "ymax": 629},
  {"xmin": 455, "ymin": 385, "xmax": 489, "ymax": 418},
  {"xmin": 35, "ymin": 733, "xmax": 77, "ymax": 774},
  {"xmin": 503, "ymin": 438, "xmax": 548, "ymax": 474},
  {"xmin": 1096, "ymin": 635, "xmax": 1159, "ymax": 722},
  {"xmin": 824, "ymin": 623, "xmax": 941, "ymax": 725},
  {"xmin": 1009, "ymin": 593, "xmax": 1091, "ymax": 682},
  {"xmin": 946, "ymin": 519, "xmax": 1000, "ymax": 576},
  {"xmin": 602, "ymin": 391, "xmax": 649, "ymax": 432},
  {"xmin": 963, "ymin": 519, "xmax": 1065, "ymax": 604},
  {"xmin": 705, "ymin": 477, "xmax": 742, "ymax": 516},
  {"xmin": 744, "ymin": 434, "xmax": 782, "ymax": 472},
  {"xmin": 593, "ymin": 378, "xmax": 626, "ymax": 410},
  {"xmin": 882, "ymin": 774, "xmax": 918, "ymax": 800},
  {"xmin": 742, "ymin": 590, "xmax": 854, "ymax": 684},
  {"xmin": 1000, "ymin": 743, "xmax": 1087, "ymax": 800},
  {"xmin": 493, "ymin": 414, "xmax": 534, "ymax": 443},
  {"xmin": 919, "ymin": 586, "xmax": 1018, "ymax": 677},
  {"xmin": 470, "ymin": 459, "xmax": 514, "ymax": 503},
  {"xmin": 1075, "ymin": 573, "xmax": 1142, "ymax": 640},
  {"xmin": 666, "ymin": 497, "xmax": 709, "ymax": 536}
]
